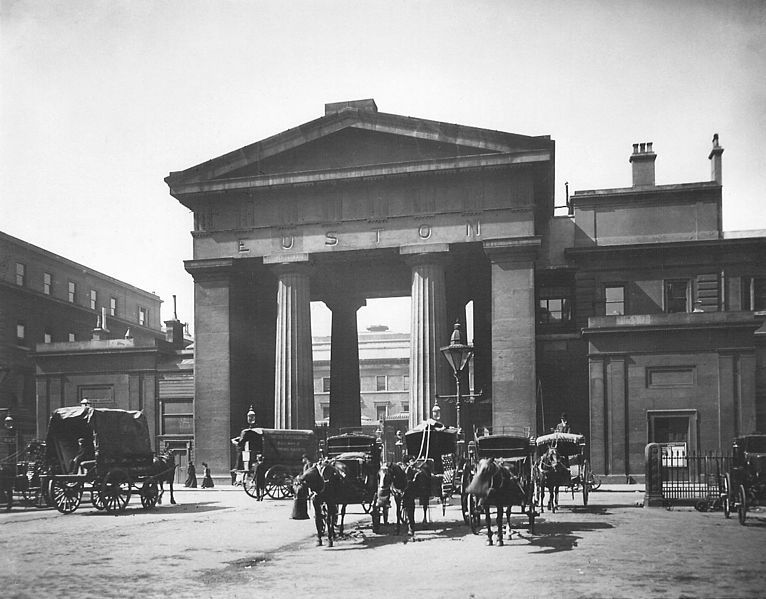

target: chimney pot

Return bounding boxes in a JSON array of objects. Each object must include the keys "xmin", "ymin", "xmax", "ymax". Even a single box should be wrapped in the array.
[
  {"xmin": 708, "ymin": 133, "xmax": 724, "ymax": 184},
  {"xmin": 632, "ymin": 143, "xmax": 639, "ymax": 154}
]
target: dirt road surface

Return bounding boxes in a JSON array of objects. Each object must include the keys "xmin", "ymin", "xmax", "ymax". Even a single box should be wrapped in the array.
[{"xmin": 1, "ymin": 486, "xmax": 764, "ymax": 598}]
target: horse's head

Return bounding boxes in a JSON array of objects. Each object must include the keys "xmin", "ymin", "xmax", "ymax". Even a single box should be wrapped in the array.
[{"xmin": 466, "ymin": 458, "xmax": 499, "ymax": 498}]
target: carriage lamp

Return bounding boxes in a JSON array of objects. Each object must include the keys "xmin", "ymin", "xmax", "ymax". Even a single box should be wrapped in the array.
[
  {"xmin": 3, "ymin": 413, "xmax": 13, "ymax": 431},
  {"xmin": 440, "ymin": 321, "xmax": 474, "ymax": 436}
]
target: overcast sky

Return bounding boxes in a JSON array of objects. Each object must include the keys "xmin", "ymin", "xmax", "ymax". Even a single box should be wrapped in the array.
[{"xmin": 2, "ymin": 0, "xmax": 765, "ymax": 336}]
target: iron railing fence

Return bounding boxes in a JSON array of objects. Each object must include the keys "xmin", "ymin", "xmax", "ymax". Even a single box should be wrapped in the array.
[{"xmin": 660, "ymin": 449, "xmax": 731, "ymax": 502}]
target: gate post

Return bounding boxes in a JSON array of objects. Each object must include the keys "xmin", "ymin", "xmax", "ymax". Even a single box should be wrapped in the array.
[{"xmin": 643, "ymin": 443, "xmax": 663, "ymax": 507}]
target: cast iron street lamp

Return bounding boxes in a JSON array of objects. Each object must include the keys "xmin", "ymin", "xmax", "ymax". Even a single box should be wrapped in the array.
[{"xmin": 439, "ymin": 321, "xmax": 474, "ymax": 437}]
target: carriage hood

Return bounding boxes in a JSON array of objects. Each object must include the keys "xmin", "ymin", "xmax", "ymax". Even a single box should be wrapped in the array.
[{"xmin": 45, "ymin": 406, "xmax": 153, "ymax": 472}]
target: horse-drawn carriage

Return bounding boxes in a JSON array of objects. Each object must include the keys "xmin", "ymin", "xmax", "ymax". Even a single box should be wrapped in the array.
[
  {"xmin": 324, "ymin": 432, "xmax": 381, "ymax": 515},
  {"xmin": 726, "ymin": 433, "xmax": 766, "ymax": 525},
  {"xmin": 0, "ymin": 440, "xmax": 51, "ymax": 510},
  {"xmin": 535, "ymin": 432, "xmax": 595, "ymax": 510},
  {"xmin": 236, "ymin": 427, "xmax": 317, "ymax": 500},
  {"xmin": 463, "ymin": 433, "xmax": 537, "ymax": 543},
  {"xmin": 43, "ymin": 406, "xmax": 175, "ymax": 514},
  {"xmin": 404, "ymin": 422, "xmax": 459, "ymax": 516}
]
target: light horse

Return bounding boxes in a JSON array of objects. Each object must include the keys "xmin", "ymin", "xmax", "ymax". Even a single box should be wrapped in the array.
[
  {"xmin": 466, "ymin": 457, "xmax": 529, "ymax": 546},
  {"xmin": 294, "ymin": 460, "xmax": 344, "ymax": 547},
  {"xmin": 536, "ymin": 445, "xmax": 569, "ymax": 513},
  {"xmin": 153, "ymin": 450, "xmax": 177, "ymax": 505},
  {"xmin": 376, "ymin": 462, "xmax": 425, "ymax": 535}
]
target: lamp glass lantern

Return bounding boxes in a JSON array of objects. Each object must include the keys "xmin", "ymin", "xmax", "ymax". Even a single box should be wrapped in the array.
[{"xmin": 440, "ymin": 321, "xmax": 474, "ymax": 435}]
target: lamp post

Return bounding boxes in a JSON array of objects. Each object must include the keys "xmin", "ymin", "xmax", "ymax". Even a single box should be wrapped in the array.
[
  {"xmin": 1, "ymin": 409, "xmax": 16, "ymax": 460},
  {"xmin": 439, "ymin": 321, "xmax": 475, "ymax": 447}
]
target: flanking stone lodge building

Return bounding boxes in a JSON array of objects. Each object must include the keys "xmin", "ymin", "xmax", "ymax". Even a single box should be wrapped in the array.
[{"xmin": 166, "ymin": 99, "xmax": 766, "ymax": 483}]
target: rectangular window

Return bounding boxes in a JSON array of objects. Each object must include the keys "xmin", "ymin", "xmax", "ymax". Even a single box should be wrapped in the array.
[
  {"xmin": 664, "ymin": 280, "xmax": 689, "ymax": 313},
  {"xmin": 90, "ymin": 289, "xmax": 97, "ymax": 310},
  {"xmin": 321, "ymin": 405, "xmax": 330, "ymax": 420},
  {"xmin": 741, "ymin": 277, "xmax": 766, "ymax": 311},
  {"xmin": 15, "ymin": 263, "xmax": 25, "ymax": 286},
  {"xmin": 376, "ymin": 405, "xmax": 388, "ymax": 421},
  {"xmin": 43, "ymin": 272, "xmax": 52, "ymax": 295},
  {"xmin": 68, "ymin": 281, "xmax": 76, "ymax": 303},
  {"xmin": 401, "ymin": 402, "xmax": 410, "ymax": 413},
  {"xmin": 110, "ymin": 297, "xmax": 117, "ymax": 317},
  {"xmin": 16, "ymin": 322, "xmax": 25, "ymax": 342},
  {"xmin": 68, "ymin": 332, "xmax": 76, "ymax": 342},
  {"xmin": 604, "ymin": 285, "xmax": 625, "ymax": 316},
  {"xmin": 322, "ymin": 377, "xmax": 331, "ymax": 393},
  {"xmin": 403, "ymin": 375, "xmax": 410, "ymax": 391},
  {"xmin": 376, "ymin": 375, "xmax": 387, "ymax": 391},
  {"xmin": 44, "ymin": 330, "xmax": 52, "ymax": 344},
  {"xmin": 537, "ymin": 286, "xmax": 573, "ymax": 325},
  {"xmin": 161, "ymin": 400, "xmax": 193, "ymax": 435},
  {"xmin": 138, "ymin": 307, "xmax": 147, "ymax": 326}
]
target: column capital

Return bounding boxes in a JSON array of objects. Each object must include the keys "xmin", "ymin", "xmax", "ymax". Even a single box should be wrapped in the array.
[
  {"xmin": 483, "ymin": 236, "xmax": 541, "ymax": 264},
  {"xmin": 184, "ymin": 258, "xmax": 236, "ymax": 283},
  {"xmin": 400, "ymin": 244, "xmax": 451, "ymax": 268},
  {"xmin": 323, "ymin": 295, "xmax": 367, "ymax": 313}
]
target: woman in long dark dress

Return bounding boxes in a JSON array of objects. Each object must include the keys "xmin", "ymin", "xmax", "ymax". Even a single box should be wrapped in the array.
[
  {"xmin": 184, "ymin": 463, "xmax": 197, "ymax": 488},
  {"xmin": 201, "ymin": 462, "xmax": 214, "ymax": 488}
]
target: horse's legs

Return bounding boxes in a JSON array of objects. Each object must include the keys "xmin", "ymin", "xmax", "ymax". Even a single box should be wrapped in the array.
[
  {"xmin": 326, "ymin": 503, "xmax": 336, "ymax": 547},
  {"xmin": 338, "ymin": 504, "xmax": 347, "ymax": 536},
  {"xmin": 405, "ymin": 501, "xmax": 416, "ymax": 535},
  {"xmin": 485, "ymin": 505, "xmax": 493, "ymax": 546},
  {"xmin": 313, "ymin": 497, "xmax": 324, "ymax": 546},
  {"xmin": 169, "ymin": 480, "xmax": 176, "ymax": 505},
  {"xmin": 496, "ymin": 505, "xmax": 504, "ymax": 546}
]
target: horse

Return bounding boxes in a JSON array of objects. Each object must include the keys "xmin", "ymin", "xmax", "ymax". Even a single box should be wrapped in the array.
[
  {"xmin": 294, "ymin": 460, "xmax": 344, "ymax": 547},
  {"xmin": 328, "ymin": 455, "xmax": 382, "ymax": 535},
  {"xmin": 376, "ymin": 462, "xmax": 419, "ymax": 535},
  {"xmin": 152, "ymin": 450, "xmax": 177, "ymax": 505},
  {"xmin": 466, "ymin": 457, "xmax": 529, "ymax": 546},
  {"xmin": 536, "ymin": 446, "xmax": 569, "ymax": 513}
]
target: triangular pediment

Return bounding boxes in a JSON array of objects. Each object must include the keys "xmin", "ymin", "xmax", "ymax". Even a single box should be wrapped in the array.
[
  {"xmin": 220, "ymin": 127, "xmax": 501, "ymax": 180},
  {"xmin": 166, "ymin": 103, "xmax": 553, "ymax": 192}
]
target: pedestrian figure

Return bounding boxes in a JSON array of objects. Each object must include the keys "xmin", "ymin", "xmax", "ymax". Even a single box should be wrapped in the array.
[
  {"xmin": 184, "ymin": 463, "xmax": 198, "ymax": 488},
  {"xmin": 555, "ymin": 412, "xmax": 571, "ymax": 434},
  {"xmin": 301, "ymin": 453, "xmax": 312, "ymax": 473},
  {"xmin": 253, "ymin": 454, "xmax": 266, "ymax": 500},
  {"xmin": 71, "ymin": 437, "xmax": 95, "ymax": 474},
  {"xmin": 201, "ymin": 462, "xmax": 214, "ymax": 488}
]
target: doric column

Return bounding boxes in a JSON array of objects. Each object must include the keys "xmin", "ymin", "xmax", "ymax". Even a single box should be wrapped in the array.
[
  {"xmin": 270, "ymin": 259, "xmax": 314, "ymax": 430},
  {"xmin": 483, "ymin": 237, "xmax": 540, "ymax": 436},
  {"xmin": 402, "ymin": 245, "xmax": 451, "ymax": 430},
  {"xmin": 185, "ymin": 258, "xmax": 235, "ymax": 480},
  {"xmin": 324, "ymin": 295, "xmax": 366, "ymax": 430}
]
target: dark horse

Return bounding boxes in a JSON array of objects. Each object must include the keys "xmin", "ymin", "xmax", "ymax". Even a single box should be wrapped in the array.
[
  {"xmin": 294, "ymin": 461, "xmax": 344, "ymax": 547},
  {"xmin": 466, "ymin": 457, "xmax": 530, "ymax": 546},
  {"xmin": 153, "ymin": 450, "xmax": 177, "ymax": 505},
  {"xmin": 376, "ymin": 462, "xmax": 419, "ymax": 536},
  {"xmin": 536, "ymin": 446, "xmax": 569, "ymax": 513}
]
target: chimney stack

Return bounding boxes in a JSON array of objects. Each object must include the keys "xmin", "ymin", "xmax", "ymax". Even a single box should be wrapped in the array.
[
  {"xmin": 708, "ymin": 133, "xmax": 724, "ymax": 184},
  {"xmin": 630, "ymin": 142, "xmax": 656, "ymax": 187},
  {"xmin": 164, "ymin": 294, "xmax": 185, "ymax": 349}
]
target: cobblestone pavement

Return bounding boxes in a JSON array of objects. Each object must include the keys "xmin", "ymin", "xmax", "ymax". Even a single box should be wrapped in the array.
[{"xmin": 1, "ymin": 485, "xmax": 764, "ymax": 599}]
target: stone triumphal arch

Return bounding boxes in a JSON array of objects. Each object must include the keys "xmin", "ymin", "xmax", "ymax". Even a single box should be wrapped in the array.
[{"xmin": 166, "ymin": 99, "xmax": 555, "ymax": 473}]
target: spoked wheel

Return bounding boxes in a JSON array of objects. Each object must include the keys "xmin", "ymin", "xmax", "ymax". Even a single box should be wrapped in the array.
[
  {"xmin": 91, "ymin": 488, "xmax": 106, "ymax": 511},
  {"xmin": 737, "ymin": 484, "xmax": 747, "ymax": 525},
  {"xmin": 50, "ymin": 478, "xmax": 83, "ymax": 514},
  {"xmin": 722, "ymin": 473, "xmax": 731, "ymax": 519},
  {"xmin": 468, "ymin": 494, "xmax": 482, "ymax": 534},
  {"xmin": 265, "ymin": 465, "xmax": 293, "ymax": 499},
  {"xmin": 101, "ymin": 469, "xmax": 132, "ymax": 514},
  {"xmin": 242, "ymin": 472, "xmax": 259, "ymax": 499},
  {"xmin": 140, "ymin": 481, "xmax": 159, "ymax": 509}
]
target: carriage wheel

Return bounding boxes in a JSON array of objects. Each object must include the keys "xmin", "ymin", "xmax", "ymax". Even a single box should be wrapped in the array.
[
  {"xmin": 242, "ymin": 472, "xmax": 259, "ymax": 499},
  {"xmin": 737, "ymin": 484, "xmax": 747, "ymax": 525},
  {"xmin": 90, "ymin": 488, "xmax": 106, "ymax": 511},
  {"xmin": 582, "ymin": 460, "xmax": 590, "ymax": 506},
  {"xmin": 140, "ymin": 481, "xmax": 159, "ymax": 509},
  {"xmin": 265, "ymin": 465, "xmax": 293, "ymax": 499},
  {"xmin": 468, "ymin": 494, "xmax": 482, "ymax": 534},
  {"xmin": 722, "ymin": 473, "xmax": 731, "ymax": 519},
  {"xmin": 50, "ymin": 478, "xmax": 83, "ymax": 514},
  {"xmin": 101, "ymin": 470, "xmax": 132, "ymax": 514}
]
